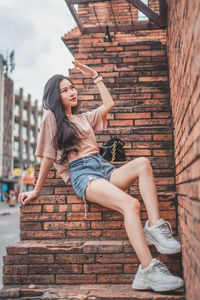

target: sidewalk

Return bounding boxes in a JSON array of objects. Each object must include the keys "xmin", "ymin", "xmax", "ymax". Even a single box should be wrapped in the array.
[{"xmin": 0, "ymin": 201, "xmax": 20, "ymax": 216}]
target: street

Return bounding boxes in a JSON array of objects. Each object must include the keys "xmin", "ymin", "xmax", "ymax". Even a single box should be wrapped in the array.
[{"xmin": 0, "ymin": 202, "xmax": 20, "ymax": 288}]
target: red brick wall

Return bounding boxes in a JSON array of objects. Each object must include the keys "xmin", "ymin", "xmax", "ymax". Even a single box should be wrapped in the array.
[
  {"xmin": 167, "ymin": 0, "xmax": 200, "ymax": 299},
  {"xmin": 22, "ymin": 40, "xmax": 177, "ymax": 242},
  {"xmin": 21, "ymin": 1, "xmax": 178, "ymax": 244},
  {"xmin": 17, "ymin": 38, "xmax": 182, "ymax": 283}
]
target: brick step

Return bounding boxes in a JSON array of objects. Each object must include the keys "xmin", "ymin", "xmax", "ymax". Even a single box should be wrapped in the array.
[
  {"xmin": 75, "ymin": 64, "xmax": 168, "ymax": 74},
  {"xmin": 80, "ymin": 100, "xmax": 170, "ymax": 110},
  {"xmin": 96, "ymin": 119, "xmax": 171, "ymax": 129},
  {"xmin": 3, "ymin": 240, "xmax": 182, "ymax": 286},
  {"xmin": 80, "ymin": 105, "xmax": 171, "ymax": 114},
  {"xmin": 78, "ymin": 90, "xmax": 169, "ymax": 103},
  {"xmin": 41, "ymin": 166, "xmax": 175, "ymax": 182},
  {"xmin": 109, "ymin": 112, "xmax": 171, "ymax": 121},
  {"xmin": 20, "ymin": 190, "xmax": 177, "ymax": 241},
  {"xmin": 84, "ymin": 40, "xmax": 166, "ymax": 48},
  {"xmin": 79, "ymin": 107, "xmax": 171, "ymax": 120},
  {"xmin": 95, "ymin": 126, "xmax": 173, "ymax": 150},
  {"xmin": 72, "ymin": 70, "xmax": 168, "ymax": 81},
  {"xmin": 76, "ymin": 47, "xmax": 167, "ymax": 58},
  {"xmin": 81, "ymin": 77, "xmax": 169, "ymax": 86},
  {"xmin": 71, "ymin": 78, "xmax": 169, "ymax": 94},
  {"xmin": 72, "ymin": 82, "xmax": 169, "ymax": 95},
  {"xmin": 74, "ymin": 57, "xmax": 168, "ymax": 68},
  {"xmin": 0, "ymin": 284, "xmax": 185, "ymax": 299},
  {"xmin": 115, "ymin": 62, "xmax": 168, "ymax": 71},
  {"xmin": 39, "ymin": 173, "xmax": 175, "ymax": 189},
  {"xmin": 74, "ymin": 56, "xmax": 168, "ymax": 67},
  {"xmin": 105, "ymin": 83, "xmax": 168, "ymax": 91},
  {"xmin": 70, "ymin": 62, "xmax": 168, "ymax": 82},
  {"xmin": 36, "ymin": 160, "xmax": 175, "ymax": 179},
  {"xmin": 96, "ymin": 125, "xmax": 172, "ymax": 134},
  {"xmin": 80, "ymin": 84, "xmax": 169, "ymax": 91}
]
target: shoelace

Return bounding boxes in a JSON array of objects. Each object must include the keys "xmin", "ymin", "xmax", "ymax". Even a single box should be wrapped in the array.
[
  {"xmin": 159, "ymin": 220, "xmax": 173, "ymax": 239},
  {"xmin": 152, "ymin": 262, "xmax": 171, "ymax": 275}
]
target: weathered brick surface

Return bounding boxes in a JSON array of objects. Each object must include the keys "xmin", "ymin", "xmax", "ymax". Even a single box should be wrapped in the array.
[
  {"xmin": 2, "ymin": 240, "xmax": 182, "ymax": 285},
  {"xmin": 11, "ymin": 35, "xmax": 182, "ymax": 292},
  {"xmin": 167, "ymin": 0, "xmax": 200, "ymax": 299},
  {"xmin": 0, "ymin": 284, "xmax": 185, "ymax": 299},
  {"xmin": 16, "ymin": 34, "xmax": 182, "ymax": 289},
  {"xmin": 19, "ymin": 180, "xmax": 178, "ymax": 240}
]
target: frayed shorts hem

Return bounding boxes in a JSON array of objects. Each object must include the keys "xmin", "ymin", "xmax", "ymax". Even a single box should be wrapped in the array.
[{"xmin": 69, "ymin": 153, "xmax": 116, "ymax": 219}]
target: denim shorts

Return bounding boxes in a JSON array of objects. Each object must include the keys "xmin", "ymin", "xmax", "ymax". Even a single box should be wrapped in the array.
[{"xmin": 69, "ymin": 153, "xmax": 116, "ymax": 219}]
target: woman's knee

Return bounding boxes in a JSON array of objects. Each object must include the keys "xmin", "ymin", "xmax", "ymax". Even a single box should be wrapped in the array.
[
  {"xmin": 122, "ymin": 197, "xmax": 141, "ymax": 215},
  {"xmin": 138, "ymin": 157, "xmax": 152, "ymax": 174}
]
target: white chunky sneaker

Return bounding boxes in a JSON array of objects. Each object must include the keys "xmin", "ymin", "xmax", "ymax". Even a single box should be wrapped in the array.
[
  {"xmin": 143, "ymin": 218, "xmax": 181, "ymax": 254},
  {"xmin": 132, "ymin": 258, "xmax": 184, "ymax": 292}
]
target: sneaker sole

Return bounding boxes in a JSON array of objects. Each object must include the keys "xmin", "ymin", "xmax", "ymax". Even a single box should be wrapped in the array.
[
  {"xmin": 144, "ymin": 234, "xmax": 181, "ymax": 254},
  {"xmin": 132, "ymin": 278, "xmax": 184, "ymax": 292}
]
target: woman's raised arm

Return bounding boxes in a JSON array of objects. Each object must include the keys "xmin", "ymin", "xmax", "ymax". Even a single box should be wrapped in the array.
[
  {"xmin": 18, "ymin": 157, "xmax": 54, "ymax": 206},
  {"xmin": 72, "ymin": 60, "xmax": 114, "ymax": 116},
  {"xmin": 95, "ymin": 80, "xmax": 114, "ymax": 115}
]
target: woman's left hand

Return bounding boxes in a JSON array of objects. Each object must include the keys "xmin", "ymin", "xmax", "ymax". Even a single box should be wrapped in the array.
[{"xmin": 72, "ymin": 60, "xmax": 98, "ymax": 79}]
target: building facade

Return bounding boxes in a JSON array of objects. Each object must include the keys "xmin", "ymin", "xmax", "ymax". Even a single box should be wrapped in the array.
[
  {"xmin": 0, "ymin": 53, "xmax": 42, "ymax": 200},
  {"xmin": 0, "ymin": 54, "xmax": 16, "ymax": 201},
  {"xmin": 13, "ymin": 88, "xmax": 43, "ymax": 191}
]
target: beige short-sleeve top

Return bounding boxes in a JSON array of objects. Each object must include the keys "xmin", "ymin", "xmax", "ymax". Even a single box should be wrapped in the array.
[{"xmin": 35, "ymin": 107, "xmax": 107, "ymax": 184}]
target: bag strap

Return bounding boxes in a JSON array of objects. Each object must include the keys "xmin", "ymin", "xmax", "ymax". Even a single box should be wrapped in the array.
[{"xmin": 111, "ymin": 141, "xmax": 117, "ymax": 163}]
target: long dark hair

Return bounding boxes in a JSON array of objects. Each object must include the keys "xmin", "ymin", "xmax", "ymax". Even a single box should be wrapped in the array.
[{"xmin": 42, "ymin": 74, "xmax": 86, "ymax": 163}]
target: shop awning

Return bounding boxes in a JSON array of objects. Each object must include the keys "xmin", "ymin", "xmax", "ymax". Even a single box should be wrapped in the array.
[{"xmin": 0, "ymin": 177, "xmax": 18, "ymax": 184}]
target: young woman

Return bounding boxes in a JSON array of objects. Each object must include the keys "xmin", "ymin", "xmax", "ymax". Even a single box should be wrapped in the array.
[{"xmin": 18, "ymin": 61, "xmax": 184, "ymax": 292}]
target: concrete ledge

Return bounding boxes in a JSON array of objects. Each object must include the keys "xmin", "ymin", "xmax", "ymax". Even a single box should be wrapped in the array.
[{"xmin": 0, "ymin": 284, "xmax": 185, "ymax": 299}]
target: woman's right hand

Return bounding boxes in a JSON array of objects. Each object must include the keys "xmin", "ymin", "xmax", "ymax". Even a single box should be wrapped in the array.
[
  {"xmin": 18, "ymin": 190, "xmax": 39, "ymax": 206},
  {"xmin": 72, "ymin": 60, "xmax": 98, "ymax": 79},
  {"xmin": 18, "ymin": 157, "xmax": 54, "ymax": 207}
]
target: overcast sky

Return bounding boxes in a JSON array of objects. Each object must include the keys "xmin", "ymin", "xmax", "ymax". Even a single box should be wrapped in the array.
[{"xmin": 0, "ymin": 0, "xmax": 77, "ymax": 105}]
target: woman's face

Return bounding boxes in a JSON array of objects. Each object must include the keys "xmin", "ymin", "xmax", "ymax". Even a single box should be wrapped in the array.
[{"xmin": 59, "ymin": 78, "xmax": 78, "ymax": 114}]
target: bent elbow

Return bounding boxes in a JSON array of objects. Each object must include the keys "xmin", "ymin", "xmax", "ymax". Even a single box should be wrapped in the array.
[{"xmin": 110, "ymin": 103, "xmax": 114, "ymax": 110}]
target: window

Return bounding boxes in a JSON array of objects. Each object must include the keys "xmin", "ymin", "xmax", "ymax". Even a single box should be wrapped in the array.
[
  {"xmin": 14, "ymin": 141, "xmax": 19, "ymax": 151},
  {"xmin": 30, "ymin": 146, "xmax": 34, "ymax": 155},
  {"xmin": 23, "ymin": 108, "xmax": 28, "ymax": 121},
  {"xmin": 23, "ymin": 142, "xmax": 28, "ymax": 159},
  {"xmin": 30, "ymin": 146, "xmax": 35, "ymax": 161},
  {"xmin": 14, "ymin": 104, "xmax": 19, "ymax": 116},
  {"xmin": 14, "ymin": 141, "xmax": 19, "ymax": 156},
  {"xmin": 14, "ymin": 122, "xmax": 19, "ymax": 136},
  {"xmin": 23, "ymin": 142, "xmax": 27, "ymax": 153},
  {"xmin": 22, "ymin": 126, "xmax": 28, "ymax": 140},
  {"xmin": 30, "ymin": 129, "xmax": 35, "ymax": 142},
  {"xmin": 138, "ymin": 0, "xmax": 149, "ymax": 21},
  {"xmin": 31, "ymin": 112, "xmax": 35, "ymax": 125},
  {"xmin": 38, "ymin": 114, "xmax": 42, "ymax": 124}
]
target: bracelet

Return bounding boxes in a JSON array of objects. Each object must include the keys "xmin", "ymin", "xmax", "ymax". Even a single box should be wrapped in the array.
[
  {"xmin": 94, "ymin": 76, "xmax": 103, "ymax": 85},
  {"xmin": 92, "ymin": 73, "xmax": 99, "ymax": 80}
]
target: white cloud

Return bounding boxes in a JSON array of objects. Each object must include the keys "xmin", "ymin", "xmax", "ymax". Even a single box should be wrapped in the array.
[{"xmin": 0, "ymin": 0, "xmax": 77, "ymax": 104}]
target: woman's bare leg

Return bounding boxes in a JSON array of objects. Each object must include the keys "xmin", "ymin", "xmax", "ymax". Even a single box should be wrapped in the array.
[
  {"xmin": 110, "ymin": 157, "xmax": 160, "ymax": 226},
  {"xmin": 85, "ymin": 178, "xmax": 153, "ymax": 269}
]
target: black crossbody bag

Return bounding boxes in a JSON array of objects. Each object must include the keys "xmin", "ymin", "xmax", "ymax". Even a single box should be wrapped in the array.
[{"xmin": 99, "ymin": 137, "xmax": 126, "ymax": 163}]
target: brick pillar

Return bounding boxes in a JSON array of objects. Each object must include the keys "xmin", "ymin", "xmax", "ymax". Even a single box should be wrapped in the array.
[{"xmin": 167, "ymin": 0, "xmax": 200, "ymax": 299}]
